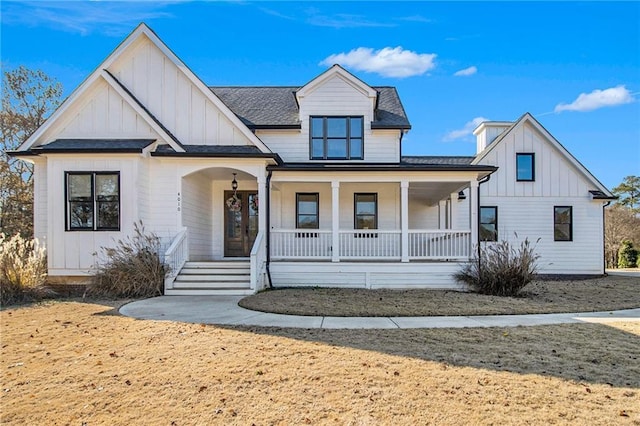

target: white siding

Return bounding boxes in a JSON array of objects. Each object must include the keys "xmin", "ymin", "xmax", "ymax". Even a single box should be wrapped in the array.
[
  {"xmin": 480, "ymin": 196, "xmax": 604, "ymax": 274},
  {"xmin": 476, "ymin": 121, "xmax": 606, "ymax": 274},
  {"xmin": 270, "ymin": 262, "xmax": 465, "ymax": 289},
  {"xmin": 46, "ymin": 155, "xmax": 141, "ymax": 275},
  {"xmin": 33, "ymin": 158, "xmax": 48, "ymax": 245},
  {"xmin": 45, "ymin": 79, "xmax": 160, "ymax": 142},
  {"xmin": 182, "ymin": 173, "xmax": 213, "ymax": 260},
  {"xmin": 146, "ymin": 159, "xmax": 179, "ymax": 242},
  {"xmin": 107, "ymin": 35, "xmax": 252, "ymax": 146}
]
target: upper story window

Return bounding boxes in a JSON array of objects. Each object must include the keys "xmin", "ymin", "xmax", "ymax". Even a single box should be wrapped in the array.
[
  {"xmin": 66, "ymin": 172, "xmax": 120, "ymax": 231},
  {"xmin": 310, "ymin": 116, "xmax": 363, "ymax": 160},
  {"xmin": 516, "ymin": 153, "xmax": 535, "ymax": 181}
]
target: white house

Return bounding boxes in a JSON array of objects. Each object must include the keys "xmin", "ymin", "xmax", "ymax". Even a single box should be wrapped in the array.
[{"xmin": 9, "ymin": 24, "xmax": 615, "ymax": 295}]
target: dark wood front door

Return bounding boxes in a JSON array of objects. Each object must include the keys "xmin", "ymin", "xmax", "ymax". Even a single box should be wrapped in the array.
[{"xmin": 224, "ymin": 191, "xmax": 258, "ymax": 257}]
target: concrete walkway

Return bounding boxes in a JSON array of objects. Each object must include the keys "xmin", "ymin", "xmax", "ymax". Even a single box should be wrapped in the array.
[{"xmin": 119, "ymin": 296, "xmax": 640, "ymax": 329}]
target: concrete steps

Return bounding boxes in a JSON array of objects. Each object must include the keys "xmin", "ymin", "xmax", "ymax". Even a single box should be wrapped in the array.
[{"xmin": 166, "ymin": 261, "xmax": 253, "ymax": 296}]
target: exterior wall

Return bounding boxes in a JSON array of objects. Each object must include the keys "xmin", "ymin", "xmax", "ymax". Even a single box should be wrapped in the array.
[
  {"xmin": 45, "ymin": 154, "xmax": 141, "ymax": 275},
  {"xmin": 52, "ymin": 79, "xmax": 160, "ymax": 141},
  {"xmin": 182, "ymin": 172, "xmax": 213, "ymax": 260},
  {"xmin": 257, "ymin": 73, "xmax": 400, "ymax": 163},
  {"xmin": 270, "ymin": 262, "xmax": 465, "ymax": 289},
  {"xmin": 476, "ymin": 121, "xmax": 606, "ymax": 274},
  {"xmin": 33, "ymin": 158, "xmax": 48, "ymax": 245},
  {"xmin": 107, "ymin": 35, "xmax": 252, "ymax": 146}
]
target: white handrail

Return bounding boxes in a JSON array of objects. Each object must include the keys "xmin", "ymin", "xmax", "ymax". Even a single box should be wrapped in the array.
[
  {"xmin": 408, "ymin": 230, "xmax": 471, "ymax": 259},
  {"xmin": 250, "ymin": 230, "xmax": 267, "ymax": 290},
  {"xmin": 163, "ymin": 227, "xmax": 188, "ymax": 290}
]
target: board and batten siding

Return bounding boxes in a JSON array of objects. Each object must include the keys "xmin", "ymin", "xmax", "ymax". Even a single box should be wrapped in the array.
[
  {"xmin": 475, "ymin": 121, "xmax": 607, "ymax": 274},
  {"xmin": 46, "ymin": 155, "xmax": 141, "ymax": 275},
  {"xmin": 107, "ymin": 35, "xmax": 252, "ymax": 146},
  {"xmin": 43, "ymin": 79, "xmax": 161, "ymax": 142}
]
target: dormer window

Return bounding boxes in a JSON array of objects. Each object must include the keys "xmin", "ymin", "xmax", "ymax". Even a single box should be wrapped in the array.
[{"xmin": 310, "ymin": 116, "xmax": 363, "ymax": 160}]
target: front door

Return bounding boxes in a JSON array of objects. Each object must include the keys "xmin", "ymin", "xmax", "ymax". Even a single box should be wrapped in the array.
[{"xmin": 224, "ymin": 191, "xmax": 258, "ymax": 257}]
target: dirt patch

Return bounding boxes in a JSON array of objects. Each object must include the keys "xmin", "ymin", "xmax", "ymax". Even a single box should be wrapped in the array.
[
  {"xmin": 1, "ymin": 301, "xmax": 639, "ymax": 425},
  {"xmin": 239, "ymin": 275, "xmax": 640, "ymax": 316}
]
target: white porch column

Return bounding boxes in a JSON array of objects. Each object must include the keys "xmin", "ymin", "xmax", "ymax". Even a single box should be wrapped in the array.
[
  {"xmin": 257, "ymin": 173, "xmax": 267, "ymax": 233},
  {"xmin": 331, "ymin": 181, "xmax": 340, "ymax": 262},
  {"xmin": 469, "ymin": 180, "xmax": 479, "ymax": 250},
  {"xmin": 401, "ymin": 181, "xmax": 409, "ymax": 262},
  {"xmin": 450, "ymin": 192, "xmax": 459, "ymax": 230},
  {"xmin": 438, "ymin": 200, "xmax": 447, "ymax": 229}
]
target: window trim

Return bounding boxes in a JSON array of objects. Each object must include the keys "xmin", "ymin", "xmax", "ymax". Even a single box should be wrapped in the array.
[
  {"xmin": 554, "ymin": 205, "xmax": 573, "ymax": 242},
  {"xmin": 354, "ymin": 193, "xmax": 378, "ymax": 230},
  {"xmin": 296, "ymin": 192, "xmax": 319, "ymax": 230},
  {"xmin": 309, "ymin": 116, "xmax": 364, "ymax": 160},
  {"xmin": 516, "ymin": 152, "xmax": 535, "ymax": 182},
  {"xmin": 480, "ymin": 206, "xmax": 498, "ymax": 242},
  {"xmin": 65, "ymin": 171, "xmax": 120, "ymax": 232}
]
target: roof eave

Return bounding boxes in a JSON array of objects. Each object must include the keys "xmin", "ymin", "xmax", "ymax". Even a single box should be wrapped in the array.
[{"xmin": 371, "ymin": 123, "xmax": 412, "ymax": 130}]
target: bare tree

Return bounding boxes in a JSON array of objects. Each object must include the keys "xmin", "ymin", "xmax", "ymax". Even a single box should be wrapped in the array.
[
  {"xmin": 0, "ymin": 66, "xmax": 62, "ymax": 237},
  {"xmin": 605, "ymin": 205, "xmax": 640, "ymax": 268}
]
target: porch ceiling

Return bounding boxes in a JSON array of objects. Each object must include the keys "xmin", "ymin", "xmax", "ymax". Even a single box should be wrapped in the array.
[
  {"xmin": 409, "ymin": 181, "xmax": 467, "ymax": 206},
  {"xmin": 186, "ymin": 167, "xmax": 255, "ymax": 181}
]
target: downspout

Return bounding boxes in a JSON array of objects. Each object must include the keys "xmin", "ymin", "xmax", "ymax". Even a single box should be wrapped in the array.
[
  {"xmin": 602, "ymin": 200, "xmax": 612, "ymax": 275},
  {"xmin": 265, "ymin": 169, "xmax": 274, "ymax": 288},
  {"xmin": 477, "ymin": 174, "xmax": 492, "ymax": 265}
]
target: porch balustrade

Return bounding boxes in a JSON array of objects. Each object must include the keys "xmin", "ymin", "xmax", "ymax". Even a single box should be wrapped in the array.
[{"xmin": 270, "ymin": 229, "xmax": 471, "ymax": 261}]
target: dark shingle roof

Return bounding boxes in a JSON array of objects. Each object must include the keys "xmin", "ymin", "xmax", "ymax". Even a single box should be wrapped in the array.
[
  {"xmin": 589, "ymin": 190, "xmax": 617, "ymax": 200},
  {"xmin": 210, "ymin": 86, "xmax": 411, "ymax": 130},
  {"xmin": 152, "ymin": 144, "xmax": 281, "ymax": 162},
  {"xmin": 32, "ymin": 139, "xmax": 155, "ymax": 153},
  {"xmin": 401, "ymin": 156, "xmax": 476, "ymax": 166}
]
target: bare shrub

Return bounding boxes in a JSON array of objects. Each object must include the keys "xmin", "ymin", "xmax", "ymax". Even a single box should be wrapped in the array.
[
  {"xmin": 86, "ymin": 222, "xmax": 168, "ymax": 299},
  {"xmin": 0, "ymin": 233, "xmax": 49, "ymax": 305},
  {"xmin": 455, "ymin": 238, "xmax": 540, "ymax": 296}
]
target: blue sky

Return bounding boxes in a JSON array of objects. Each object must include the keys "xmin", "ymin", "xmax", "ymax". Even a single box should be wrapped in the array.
[{"xmin": 1, "ymin": 1, "xmax": 638, "ymax": 189}]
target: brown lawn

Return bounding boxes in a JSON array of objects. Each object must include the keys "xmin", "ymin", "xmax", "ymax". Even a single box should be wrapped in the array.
[
  {"xmin": 239, "ymin": 275, "xmax": 640, "ymax": 317},
  {"xmin": 1, "ymin": 300, "xmax": 639, "ymax": 425}
]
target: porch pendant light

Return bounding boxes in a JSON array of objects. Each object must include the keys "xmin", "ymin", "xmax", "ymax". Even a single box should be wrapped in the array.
[{"xmin": 231, "ymin": 173, "xmax": 238, "ymax": 195}]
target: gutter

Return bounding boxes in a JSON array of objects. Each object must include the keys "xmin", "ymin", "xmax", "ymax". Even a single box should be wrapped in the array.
[
  {"xmin": 602, "ymin": 200, "xmax": 612, "ymax": 274},
  {"xmin": 476, "ymin": 173, "xmax": 493, "ymax": 266}
]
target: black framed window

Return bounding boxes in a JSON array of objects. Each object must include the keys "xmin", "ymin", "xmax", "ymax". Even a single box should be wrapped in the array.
[
  {"xmin": 354, "ymin": 193, "xmax": 377, "ymax": 230},
  {"xmin": 296, "ymin": 193, "xmax": 319, "ymax": 229},
  {"xmin": 516, "ymin": 153, "xmax": 535, "ymax": 181},
  {"xmin": 480, "ymin": 206, "xmax": 498, "ymax": 242},
  {"xmin": 66, "ymin": 172, "xmax": 120, "ymax": 231},
  {"xmin": 554, "ymin": 206, "xmax": 572, "ymax": 241},
  {"xmin": 310, "ymin": 116, "xmax": 363, "ymax": 160}
]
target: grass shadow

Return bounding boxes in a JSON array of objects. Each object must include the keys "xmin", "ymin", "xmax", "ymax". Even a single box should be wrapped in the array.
[{"xmin": 219, "ymin": 321, "xmax": 640, "ymax": 389}]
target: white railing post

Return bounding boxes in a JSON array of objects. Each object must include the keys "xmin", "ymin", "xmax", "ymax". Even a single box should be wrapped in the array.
[
  {"xmin": 163, "ymin": 227, "xmax": 188, "ymax": 290},
  {"xmin": 401, "ymin": 181, "xmax": 409, "ymax": 262},
  {"xmin": 250, "ymin": 230, "xmax": 266, "ymax": 291},
  {"xmin": 331, "ymin": 181, "xmax": 340, "ymax": 262}
]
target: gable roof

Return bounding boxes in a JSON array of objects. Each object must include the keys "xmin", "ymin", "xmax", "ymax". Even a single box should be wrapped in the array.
[
  {"xmin": 296, "ymin": 64, "xmax": 378, "ymax": 100},
  {"xmin": 210, "ymin": 85, "xmax": 411, "ymax": 130},
  {"xmin": 17, "ymin": 23, "xmax": 273, "ymax": 155},
  {"xmin": 472, "ymin": 112, "xmax": 614, "ymax": 196},
  {"xmin": 31, "ymin": 139, "xmax": 155, "ymax": 154}
]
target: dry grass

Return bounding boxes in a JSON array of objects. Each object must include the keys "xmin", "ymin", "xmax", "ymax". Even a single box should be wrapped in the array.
[
  {"xmin": 239, "ymin": 276, "xmax": 640, "ymax": 317},
  {"xmin": 1, "ymin": 300, "xmax": 639, "ymax": 425}
]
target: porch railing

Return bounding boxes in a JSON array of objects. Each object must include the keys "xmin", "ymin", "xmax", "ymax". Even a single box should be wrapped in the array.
[
  {"xmin": 408, "ymin": 230, "xmax": 471, "ymax": 259},
  {"xmin": 250, "ymin": 230, "xmax": 268, "ymax": 290},
  {"xmin": 163, "ymin": 227, "xmax": 188, "ymax": 289},
  {"xmin": 270, "ymin": 229, "xmax": 470, "ymax": 261},
  {"xmin": 338, "ymin": 230, "xmax": 401, "ymax": 259},
  {"xmin": 271, "ymin": 229, "xmax": 332, "ymax": 260}
]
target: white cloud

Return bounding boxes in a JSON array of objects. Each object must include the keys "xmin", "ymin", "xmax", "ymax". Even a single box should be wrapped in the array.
[
  {"xmin": 453, "ymin": 66, "xmax": 477, "ymax": 77},
  {"xmin": 444, "ymin": 117, "xmax": 489, "ymax": 141},
  {"xmin": 554, "ymin": 85, "xmax": 635, "ymax": 113},
  {"xmin": 320, "ymin": 47, "xmax": 436, "ymax": 78}
]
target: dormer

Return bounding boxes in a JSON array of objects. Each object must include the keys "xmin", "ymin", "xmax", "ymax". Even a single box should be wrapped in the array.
[{"xmin": 473, "ymin": 121, "xmax": 512, "ymax": 154}]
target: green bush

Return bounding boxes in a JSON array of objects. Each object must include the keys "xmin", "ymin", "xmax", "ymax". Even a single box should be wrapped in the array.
[
  {"xmin": 0, "ymin": 233, "xmax": 49, "ymax": 306},
  {"xmin": 455, "ymin": 238, "xmax": 540, "ymax": 297},
  {"xmin": 618, "ymin": 240, "xmax": 638, "ymax": 268},
  {"xmin": 86, "ymin": 222, "xmax": 168, "ymax": 299}
]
